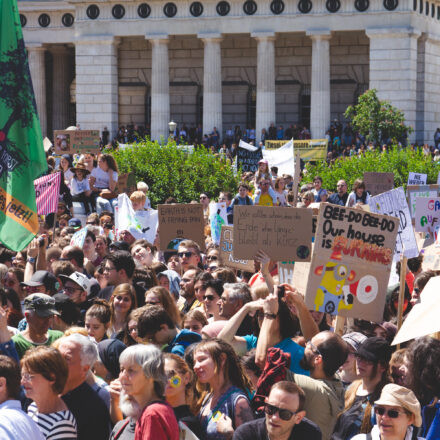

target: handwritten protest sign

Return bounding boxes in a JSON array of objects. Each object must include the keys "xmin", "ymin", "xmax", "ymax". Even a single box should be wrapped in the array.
[
  {"xmin": 237, "ymin": 140, "xmax": 262, "ymax": 172},
  {"xmin": 54, "ymin": 130, "xmax": 100, "ymax": 155},
  {"xmin": 219, "ymin": 226, "xmax": 254, "ymax": 271},
  {"xmin": 406, "ymin": 185, "xmax": 440, "ymax": 219},
  {"xmin": 209, "ymin": 202, "xmax": 228, "ymax": 245},
  {"xmin": 158, "ymin": 204, "xmax": 205, "ymax": 251},
  {"xmin": 233, "ymin": 206, "xmax": 312, "ymax": 261},
  {"xmin": 363, "ymin": 172, "xmax": 394, "ymax": 196},
  {"xmin": 415, "ymin": 197, "xmax": 440, "ymax": 233},
  {"xmin": 407, "ymin": 172, "xmax": 427, "ymax": 186},
  {"xmin": 369, "ymin": 187, "xmax": 419, "ymax": 261},
  {"xmin": 304, "ymin": 204, "xmax": 399, "ymax": 322}
]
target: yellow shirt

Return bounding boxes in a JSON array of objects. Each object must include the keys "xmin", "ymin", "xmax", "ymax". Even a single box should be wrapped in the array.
[{"xmin": 257, "ymin": 193, "xmax": 273, "ymax": 206}]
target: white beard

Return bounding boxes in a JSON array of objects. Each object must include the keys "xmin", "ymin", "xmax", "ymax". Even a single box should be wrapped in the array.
[{"xmin": 119, "ymin": 391, "xmax": 142, "ymax": 420}]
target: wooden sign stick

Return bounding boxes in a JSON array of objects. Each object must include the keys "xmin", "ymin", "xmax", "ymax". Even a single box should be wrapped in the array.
[
  {"xmin": 292, "ymin": 150, "xmax": 301, "ymax": 207},
  {"xmin": 334, "ymin": 315, "xmax": 345, "ymax": 336}
]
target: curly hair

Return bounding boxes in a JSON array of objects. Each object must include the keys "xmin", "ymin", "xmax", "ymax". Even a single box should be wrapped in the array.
[{"xmin": 407, "ymin": 336, "xmax": 440, "ymax": 405}]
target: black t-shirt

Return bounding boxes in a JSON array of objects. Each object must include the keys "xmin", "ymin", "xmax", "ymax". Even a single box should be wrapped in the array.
[
  {"xmin": 62, "ymin": 381, "xmax": 111, "ymax": 440},
  {"xmin": 233, "ymin": 415, "xmax": 322, "ymax": 440},
  {"xmin": 174, "ymin": 404, "xmax": 205, "ymax": 440}
]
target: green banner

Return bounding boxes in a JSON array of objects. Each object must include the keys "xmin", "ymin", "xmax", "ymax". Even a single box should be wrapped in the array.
[
  {"xmin": 0, "ymin": 0, "xmax": 47, "ymax": 251},
  {"xmin": 293, "ymin": 139, "xmax": 328, "ymax": 161}
]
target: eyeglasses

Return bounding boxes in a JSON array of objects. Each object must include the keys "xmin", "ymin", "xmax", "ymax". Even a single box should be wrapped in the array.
[
  {"xmin": 200, "ymin": 196, "xmax": 207, "ymax": 200},
  {"xmin": 206, "ymin": 256, "xmax": 218, "ymax": 261},
  {"xmin": 24, "ymin": 285, "xmax": 43, "ymax": 293},
  {"xmin": 21, "ymin": 372, "xmax": 36, "ymax": 382},
  {"xmin": 374, "ymin": 406, "xmax": 406, "ymax": 419},
  {"xmin": 103, "ymin": 266, "xmax": 116, "ymax": 272},
  {"xmin": 178, "ymin": 251, "xmax": 194, "ymax": 259},
  {"xmin": 204, "ymin": 295, "xmax": 215, "ymax": 301},
  {"xmin": 63, "ymin": 286, "xmax": 83, "ymax": 294},
  {"xmin": 307, "ymin": 339, "xmax": 322, "ymax": 357},
  {"xmin": 115, "ymin": 295, "xmax": 131, "ymax": 302},
  {"xmin": 264, "ymin": 403, "xmax": 297, "ymax": 421}
]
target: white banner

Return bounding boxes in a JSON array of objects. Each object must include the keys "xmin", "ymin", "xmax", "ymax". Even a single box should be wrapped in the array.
[{"xmin": 262, "ymin": 139, "xmax": 294, "ymax": 176}]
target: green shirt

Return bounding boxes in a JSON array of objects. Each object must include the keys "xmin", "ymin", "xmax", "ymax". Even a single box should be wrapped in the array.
[{"xmin": 12, "ymin": 330, "xmax": 64, "ymax": 359}]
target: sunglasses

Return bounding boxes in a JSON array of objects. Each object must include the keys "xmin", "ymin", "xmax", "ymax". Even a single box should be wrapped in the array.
[
  {"xmin": 177, "ymin": 251, "xmax": 193, "ymax": 258},
  {"xmin": 204, "ymin": 295, "xmax": 215, "ymax": 301},
  {"xmin": 374, "ymin": 406, "xmax": 406, "ymax": 419},
  {"xmin": 206, "ymin": 256, "xmax": 218, "ymax": 261},
  {"xmin": 264, "ymin": 403, "xmax": 297, "ymax": 421}
]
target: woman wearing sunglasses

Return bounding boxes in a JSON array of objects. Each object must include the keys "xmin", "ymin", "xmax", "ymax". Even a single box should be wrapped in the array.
[{"xmin": 352, "ymin": 383, "xmax": 424, "ymax": 440}]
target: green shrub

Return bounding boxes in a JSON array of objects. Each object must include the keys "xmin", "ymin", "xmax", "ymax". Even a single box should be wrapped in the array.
[
  {"xmin": 304, "ymin": 146, "xmax": 440, "ymax": 192},
  {"xmin": 108, "ymin": 140, "xmax": 240, "ymax": 207}
]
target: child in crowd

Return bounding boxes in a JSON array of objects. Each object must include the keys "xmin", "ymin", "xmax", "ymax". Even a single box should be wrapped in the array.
[
  {"xmin": 137, "ymin": 181, "xmax": 151, "ymax": 209},
  {"xmin": 130, "ymin": 191, "xmax": 147, "ymax": 212},
  {"xmin": 70, "ymin": 162, "xmax": 94, "ymax": 214}
]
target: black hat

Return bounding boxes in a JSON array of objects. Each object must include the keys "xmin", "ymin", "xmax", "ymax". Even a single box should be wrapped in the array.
[
  {"xmin": 24, "ymin": 293, "xmax": 60, "ymax": 318},
  {"xmin": 109, "ymin": 241, "xmax": 130, "ymax": 252},
  {"xmin": 21, "ymin": 270, "xmax": 59, "ymax": 292},
  {"xmin": 356, "ymin": 336, "xmax": 392, "ymax": 364},
  {"xmin": 53, "ymin": 293, "xmax": 81, "ymax": 326}
]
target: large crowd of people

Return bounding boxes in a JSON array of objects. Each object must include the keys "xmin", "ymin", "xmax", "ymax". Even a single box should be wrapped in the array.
[{"xmin": 0, "ymin": 140, "xmax": 439, "ymax": 440}]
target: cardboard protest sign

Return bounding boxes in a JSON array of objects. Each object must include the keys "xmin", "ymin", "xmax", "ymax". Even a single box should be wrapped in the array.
[
  {"xmin": 233, "ymin": 206, "xmax": 312, "ymax": 261},
  {"xmin": 209, "ymin": 202, "xmax": 228, "ymax": 245},
  {"xmin": 407, "ymin": 185, "xmax": 440, "ymax": 219},
  {"xmin": 219, "ymin": 226, "xmax": 254, "ymax": 271},
  {"xmin": 158, "ymin": 204, "xmax": 205, "ymax": 251},
  {"xmin": 369, "ymin": 187, "xmax": 419, "ymax": 261},
  {"xmin": 407, "ymin": 172, "xmax": 427, "ymax": 186},
  {"xmin": 415, "ymin": 197, "xmax": 440, "ymax": 233},
  {"xmin": 392, "ymin": 276, "xmax": 440, "ymax": 346},
  {"xmin": 363, "ymin": 172, "xmax": 394, "ymax": 196},
  {"xmin": 291, "ymin": 261, "xmax": 311, "ymax": 295},
  {"xmin": 54, "ymin": 130, "xmax": 100, "ymax": 155},
  {"xmin": 293, "ymin": 139, "xmax": 327, "ymax": 161},
  {"xmin": 70, "ymin": 227, "xmax": 88, "ymax": 247},
  {"xmin": 305, "ymin": 203, "xmax": 399, "ymax": 322},
  {"xmin": 237, "ymin": 140, "xmax": 262, "ymax": 173}
]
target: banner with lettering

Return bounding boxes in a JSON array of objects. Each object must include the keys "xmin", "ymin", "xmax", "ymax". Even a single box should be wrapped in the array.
[
  {"xmin": 53, "ymin": 130, "xmax": 100, "ymax": 155},
  {"xmin": 219, "ymin": 226, "xmax": 254, "ymax": 271},
  {"xmin": 415, "ymin": 197, "xmax": 440, "ymax": 233},
  {"xmin": 305, "ymin": 203, "xmax": 399, "ymax": 322},
  {"xmin": 237, "ymin": 140, "xmax": 262, "ymax": 173},
  {"xmin": 293, "ymin": 139, "xmax": 328, "ymax": 161},
  {"xmin": 34, "ymin": 172, "xmax": 61, "ymax": 215},
  {"xmin": 406, "ymin": 184, "xmax": 440, "ymax": 219}
]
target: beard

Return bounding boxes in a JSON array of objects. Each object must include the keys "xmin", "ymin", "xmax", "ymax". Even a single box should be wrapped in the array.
[
  {"xmin": 119, "ymin": 391, "xmax": 143, "ymax": 421},
  {"xmin": 299, "ymin": 351, "xmax": 314, "ymax": 371}
]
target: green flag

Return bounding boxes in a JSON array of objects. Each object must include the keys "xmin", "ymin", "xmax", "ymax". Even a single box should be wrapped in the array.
[{"xmin": 0, "ymin": 0, "xmax": 47, "ymax": 251}]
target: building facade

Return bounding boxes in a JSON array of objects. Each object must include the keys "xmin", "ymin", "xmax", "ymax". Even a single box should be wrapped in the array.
[{"xmin": 19, "ymin": 0, "xmax": 440, "ymax": 143}]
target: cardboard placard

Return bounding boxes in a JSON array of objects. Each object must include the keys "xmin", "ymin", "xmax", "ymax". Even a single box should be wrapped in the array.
[
  {"xmin": 407, "ymin": 185, "xmax": 440, "ymax": 219},
  {"xmin": 232, "ymin": 206, "xmax": 313, "ymax": 261},
  {"xmin": 219, "ymin": 226, "xmax": 254, "ymax": 271},
  {"xmin": 407, "ymin": 172, "xmax": 427, "ymax": 186},
  {"xmin": 304, "ymin": 203, "xmax": 399, "ymax": 322},
  {"xmin": 415, "ymin": 197, "xmax": 440, "ymax": 233},
  {"xmin": 209, "ymin": 202, "xmax": 228, "ymax": 245},
  {"xmin": 363, "ymin": 172, "xmax": 394, "ymax": 196},
  {"xmin": 369, "ymin": 187, "xmax": 419, "ymax": 261},
  {"xmin": 117, "ymin": 173, "xmax": 137, "ymax": 195},
  {"xmin": 158, "ymin": 204, "xmax": 205, "ymax": 251},
  {"xmin": 54, "ymin": 130, "xmax": 100, "ymax": 155},
  {"xmin": 237, "ymin": 141, "xmax": 263, "ymax": 173}
]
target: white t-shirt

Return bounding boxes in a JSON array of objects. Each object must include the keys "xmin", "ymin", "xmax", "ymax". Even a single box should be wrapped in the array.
[
  {"xmin": 91, "ymin": 167, "xmax": 118, "ymax": 189},
  {"xmin": 64, "ymin": 169, "xmax": 74, "ymax": 187},
  {"xmin": 71, "ymin": 177, "xmax": 91, "ymax": 196}
]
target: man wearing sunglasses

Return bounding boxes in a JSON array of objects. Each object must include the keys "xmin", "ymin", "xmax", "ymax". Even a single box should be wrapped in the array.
[
  {"xmin": 177, "ymin": 240, "xmax": 201, "ymax": 273},
  {"xmin": 233, "ymin": 381, "xmax": 321, "ymax": 440}
]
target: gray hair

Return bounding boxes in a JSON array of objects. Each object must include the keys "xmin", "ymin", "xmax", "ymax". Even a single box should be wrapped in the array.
[
  {"xmin": 59, "ymin": 333, "xmax": 98, "ymax": 369},
  {"xmin": 223, "ymin": 282, "xmax": 252, "ymax": 304},
  {"xmin": 119, "ymin": 344, "xmax": 167, "ymax": 398}
]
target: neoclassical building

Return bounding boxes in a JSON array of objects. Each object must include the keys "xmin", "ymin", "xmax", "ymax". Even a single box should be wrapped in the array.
[{"xmin": 19, "ymin": 0, "xmax": 440, "ymax": 143}]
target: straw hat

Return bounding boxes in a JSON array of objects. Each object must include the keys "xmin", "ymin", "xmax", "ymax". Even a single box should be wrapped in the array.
[{"xmin": 70, "ymin": 162, "xmax": 90, "ymax": 175}]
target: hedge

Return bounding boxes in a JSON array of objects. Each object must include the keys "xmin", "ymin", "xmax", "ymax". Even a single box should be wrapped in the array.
[
  {"xmin": 304, "ymin": 147, "xmax": 440, "ymax": 192},
  {"xmin": 108, "ymin": 140, "xmax": 240, "ymax": 207}
]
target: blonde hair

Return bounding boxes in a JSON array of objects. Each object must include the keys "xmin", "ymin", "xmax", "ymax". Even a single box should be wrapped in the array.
[
  {"xmin": 145, "ymin": 286, "xmax": 182, "ymax": 326},
  {"xmin": 130, "ymin": 191, "xmax": 146, "ymax": 206}
]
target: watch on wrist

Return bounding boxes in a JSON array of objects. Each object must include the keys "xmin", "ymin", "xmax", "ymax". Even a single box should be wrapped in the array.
[
  {"xmin": 27, "ymin": 257, "xmax": 36, "ymax": 264},
  {"xmin": 264, "ymin": 312, "xmax": 277, "ymax": 319}
]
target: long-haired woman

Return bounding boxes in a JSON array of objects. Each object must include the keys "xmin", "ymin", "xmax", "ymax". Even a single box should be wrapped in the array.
[{"xmin": 108, "ymin": 283, "xmax": 137, "ymax": 339}]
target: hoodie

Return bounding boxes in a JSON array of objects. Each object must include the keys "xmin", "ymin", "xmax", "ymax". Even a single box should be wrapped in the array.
[{"xmin": 286, "ymin": 369, "xmax": 345, "ymax": 440}]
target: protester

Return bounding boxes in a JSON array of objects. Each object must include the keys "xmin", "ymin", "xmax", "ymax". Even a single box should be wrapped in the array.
[
  {"xmin": 108, "ymin": 283, "xmax": 137, "ymax": 338},
  {"xmin": 144, "ymin": 286, "xmax": 181, "ymax": 327}
]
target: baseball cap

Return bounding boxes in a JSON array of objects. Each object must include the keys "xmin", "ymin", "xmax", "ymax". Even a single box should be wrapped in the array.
[
  {"xmin": 24, "ymin": 293, "xmax": 60, "ymax": 318},
  {"xmin": 68, "ymin": 218, "xmax": 82, "ymax": 229},
  {"xmin": 342, "ymin": 332, "xmax": 367, "ymax": 352},
  {"xmin": 53, "ymin": 293, "xmax": 81, "ymax": 325},
  {"xmin": 258, "ymin": 158, "xmax": 268, "ymax": 165},
  {"xmin": 375, "ymin": 384, "xmax": 422, "ymax": 427},
  {"xmin": 21, "ymin": 270, "xmax": 59, "ymax": 292},
  {"xmin": 59, "ymin": 271, "xmax": 92, "ymax": 296},
  {"xmin": 356, "ymin": 337, "xmax": 392, "ymax": 364}
]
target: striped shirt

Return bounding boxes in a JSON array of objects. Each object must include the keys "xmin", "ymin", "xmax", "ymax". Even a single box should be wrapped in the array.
[{"xmin": 27, "ymin": 402, "xmax": 77, "ymax": 440}]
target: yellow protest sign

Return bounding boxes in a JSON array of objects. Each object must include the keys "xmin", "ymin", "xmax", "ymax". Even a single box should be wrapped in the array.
[{"xmin": 293, "ymin": 139, "xmax": 328, "ymax": 161}]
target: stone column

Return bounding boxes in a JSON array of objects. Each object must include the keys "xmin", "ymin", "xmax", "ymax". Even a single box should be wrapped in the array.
[
  {"xmin": 147, "ymin": 35, "xmax": 170, "ymax": 141},
  {"xmin": 367, "ymin": 27, "xmax": 420, "ymax": 143},
  {"xmin": 27, "ymin": 44, "xmax": 47, "ymax": 137},
  {"xmin": 252, "ymin": 32, "xmax": 276, "ymax": 142},
  {"xmin": 307, "ymin": 30, "xmax": 331, "ymax": 139},
  {"xmin": 51, "ymin": 45, "xmax": 70, "ymax": 131},
  {"xmin": 199, "ymin": 33, "xmax": 223, "ymax": 137},
  {"xmin": 75, "ymin": 36, "xmax": 119, "ymax": 137}
]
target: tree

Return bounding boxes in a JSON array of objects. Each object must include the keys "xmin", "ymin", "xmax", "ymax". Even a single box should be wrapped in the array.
[{"xmin": 344, "ymin": 89, "xmax": 412, "ymax": 145}]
